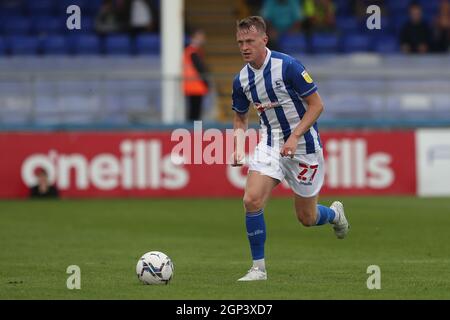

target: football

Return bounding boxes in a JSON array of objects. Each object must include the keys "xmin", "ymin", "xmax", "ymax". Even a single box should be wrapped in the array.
[{"xmin": 136, "ymin": 251, "xmax": 174, "ymax": 285}]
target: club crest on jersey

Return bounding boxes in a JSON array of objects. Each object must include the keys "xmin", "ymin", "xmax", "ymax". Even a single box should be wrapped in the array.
[
  {"xmin": 274, "ymin": 79, "xmax": 283, "ymax": 88},
  {"xmin": 301, "ymin": 70, "xmax": 313, "ymax": 84}
]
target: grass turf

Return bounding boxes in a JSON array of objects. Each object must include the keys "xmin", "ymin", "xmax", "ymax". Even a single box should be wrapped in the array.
[{"xmin": 0, "ymin": 197, "xmax": 449, "ymax": 299}]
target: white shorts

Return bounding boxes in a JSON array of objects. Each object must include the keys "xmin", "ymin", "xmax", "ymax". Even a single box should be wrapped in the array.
[{"xmin": 248, "ymin": 143, "xmax": 325, "ymax": 197}]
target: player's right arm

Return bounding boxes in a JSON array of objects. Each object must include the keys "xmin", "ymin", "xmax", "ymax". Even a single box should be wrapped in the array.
[
  {"xmin": 232, "ymin": 111, "xmax": 248, "ymax": 166},
  {"xmin": 231, "ymin": 75, "xmax": 250, "ymax": 166}
]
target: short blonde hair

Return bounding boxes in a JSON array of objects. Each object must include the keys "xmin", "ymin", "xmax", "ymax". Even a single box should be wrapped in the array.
[{"xmin": 236, "ymin": 16, "xmax": 267, "ymax": 34}]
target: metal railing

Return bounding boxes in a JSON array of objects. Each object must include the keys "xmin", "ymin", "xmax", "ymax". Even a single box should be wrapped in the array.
[{"xmin": 0, "ymin": 54, "xmax": 449, "ymax": 130}]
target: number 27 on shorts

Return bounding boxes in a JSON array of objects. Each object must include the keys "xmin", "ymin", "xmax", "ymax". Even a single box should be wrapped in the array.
[{"xmin": 297, "ymin": 163, "xmax": 319, "ymax": 182}]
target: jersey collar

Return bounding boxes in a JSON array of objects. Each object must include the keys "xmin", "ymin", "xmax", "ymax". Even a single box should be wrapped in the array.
[{"xmin": 248, "ymin": 48, "xmax": 271, "ymax": 72}]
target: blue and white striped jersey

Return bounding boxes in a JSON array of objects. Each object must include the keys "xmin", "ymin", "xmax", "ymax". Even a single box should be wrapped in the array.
[{"xmin": 232, "ymin": 48, "xmax": 322, "ymax": 154}]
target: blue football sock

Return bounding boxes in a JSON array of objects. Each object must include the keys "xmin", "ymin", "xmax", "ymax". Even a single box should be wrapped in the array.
[
  {"xmin": 246, "ymin": 209, "xmax": 266, "ymax": 261},
  {"xmin": 315, "ymin": 205, "xmax": 336, "ymax": 225}
]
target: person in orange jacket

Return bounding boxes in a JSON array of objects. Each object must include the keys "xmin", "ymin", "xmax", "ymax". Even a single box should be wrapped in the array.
[{"xmin": 183, "ymin": 29, "xmax": 210, "ymax": 121}]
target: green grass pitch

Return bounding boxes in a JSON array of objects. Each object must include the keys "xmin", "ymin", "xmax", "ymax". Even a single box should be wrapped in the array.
[{"xmin": 0, "ymin": 197, "xmax": 449, "ymax": 299}]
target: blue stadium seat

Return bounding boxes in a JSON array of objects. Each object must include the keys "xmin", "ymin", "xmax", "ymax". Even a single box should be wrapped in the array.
[
  {"xmin": 0, "ymin": 3, "xmax": 24, "ymax": 16},
  {"xmin": 417, "ymin": 0, "xmax": 439, "ymax": 11},
  {"xmin": 386, "ymin": 0, "xmax": 410, "ymax": 11},
  {"xmin": 0, "ymin": 38, "xmax": 5, "ymax": 55},
  {"xmin": 42, "ymin": 35, "xmax": 68, "ymax": 55},
  {"xmin": 64, "ymin": 33, "xmax": 78, "ymax": 54},
  {"xmin": 334, "ymin": 0, "xmax": 351, "ymax": 15},
  {"xmin": 373, "ymin": 36, "xmax": 399, "ymax": 53},
  {"xmin": 136, "ymin": 34, "xmax": 161, "ymax": 55},
  {"xmin": 393, "ymin": 16, "xmax": 409, "ymax": 34},
  {"xmin": 336, "ymin": 16, "xmax": 359, "ymax": 34},
  {"xmin": 8, "ymin": 36, "xmax": 40, "ymax": 55},
  {"xmin": 80, "ymin": 16, "xmax": 95, "ymax": 33},
  {"xmin": 311, "ymin": 34, "xmax": 339, "ymax": 53},
  {"xmin": 341, "ymin": 34, "xmax": 371, "ymax": 53},
  {"xmin": 25, "ymin": 0, "xmax": 55, "ymax": 15},
  {"xmin": 73, "ymin": 34, "xmax": 101, "ymax": 54},
  {"xmin": 2, "ymin": 16, "xmax": 32, "ymax": 35},
  {"xmin": 32, "ymin": 16, "xmax": 63, "ymax": 35},
  {"xmin": 278, "ymin": 34, "xmax": 308, "ymax": 55},
  {"xmin": 83, "ymin": 0, "xmax": 102, "ymax": 15},
  {"xmin": 379, "ymin": 16, "xmax": 394, "ymax": 33},
  {"xmin": 105, "ymin": 35, "xmax": 132, "ymax": 55}
]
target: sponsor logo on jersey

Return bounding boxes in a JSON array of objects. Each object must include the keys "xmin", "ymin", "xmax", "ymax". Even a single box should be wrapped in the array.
[
  {"xmin": 253, "ymin": 101, "xmax": 283, "ymax": 112},
  {"xmin": 301, "ymin": 70, "xmax": 313, "ymax": 84}
]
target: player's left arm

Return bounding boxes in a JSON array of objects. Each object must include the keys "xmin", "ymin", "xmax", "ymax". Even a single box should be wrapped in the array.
[{"xmin": 280, "ymin": 60, "xmax": 324, "ymax": 157}]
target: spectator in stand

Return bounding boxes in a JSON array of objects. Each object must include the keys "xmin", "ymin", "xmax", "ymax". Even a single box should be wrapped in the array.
[
  {"xmin": 315, "ymin": 0, "xmax": 335, "ymax": 31},
  {"xmin": 400, "ymin": 1, "xmax": 433, "ymax": 54},
  {"xmin": 350, "ymin": 0, "xmax": 386, "ymax": 19},
  {"xmin": 262, "ymin": 0, "xmax": 303, "ymax": 50},
  {"xmin": 183, "ymin": 29, "xmax": 210, "ymax": 121},
  {"xmin": 303, "ymin": 0, "xmax": 335, "ymax": 34},
  {"xmin": 29, "ymin": 169, "xmax": 59, "ymax": 199},
  {"xmin": 114, "ymin": 0, "xmax": 129, "ymax": 31},
  {"xmin": 123, "ymin": 0, "xmax": 157, "ymax": 36},
  {"xmin": 245, "ymin": 0, "xmax": 265, "ymax": 15},
  {"xmin": 95, "ymin": 0, "xmax": 121, "ymax": 35},
  {"xmin": 432, "ymin": 0, "xmax": 450, "ymax": 52}
]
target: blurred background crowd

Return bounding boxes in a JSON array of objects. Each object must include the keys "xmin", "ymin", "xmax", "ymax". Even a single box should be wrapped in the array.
[
  {"xmin": 247, "ymin": 0, "xmax": 449, "ymax": 54},
  {"xmin": 0, "ymin": 0, "xmax": 447, "ymax": 55}
]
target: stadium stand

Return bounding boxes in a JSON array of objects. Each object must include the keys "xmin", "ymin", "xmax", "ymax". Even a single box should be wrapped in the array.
[
  {"xmin": 0, "ymin": 0, "xmax": 441, "ymax": 56},
  {"xmin": 8, "ymin": 35, "xmax": 40, "ymax": 55},
  {"xmin": 104, "ymin": 34, "xmax": 132, "ymax": 55},
  {"xmin": 42, "ymin": 35, "xmax": 68, "ymax": 55},
  {"xmin": 0, "ymin": 0, "xmax": 159, "ymax": 56},
  {"xmin": 311, "ymin": 33, "xmax": 340, "ymax": 53},
  {"xmin": 0, "ymin": 0, "xmax": 444, "ymax": 56}
]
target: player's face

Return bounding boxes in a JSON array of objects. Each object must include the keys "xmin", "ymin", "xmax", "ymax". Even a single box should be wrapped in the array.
[{"xmin": 236, "ymin": 27, "xmax": 268, "ymax": 64}]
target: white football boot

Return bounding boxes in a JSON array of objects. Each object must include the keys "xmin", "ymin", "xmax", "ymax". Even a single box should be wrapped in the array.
[
  {"xmin": 237, "ymin": 267, "xmax": 267, "ymax": 281},
  {"xmin": 331, "ymin": 201, "xmax": 350, "ymax": 239}
]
